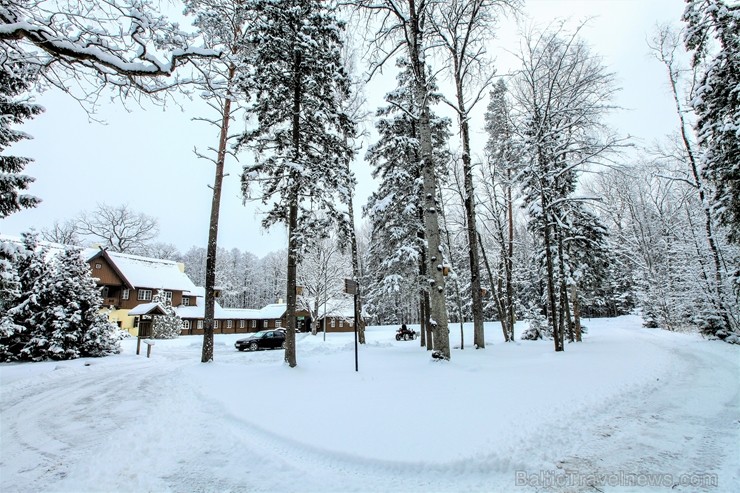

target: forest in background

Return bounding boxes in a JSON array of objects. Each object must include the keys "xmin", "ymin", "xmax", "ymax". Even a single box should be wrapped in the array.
[{"xmin": 1, "ymin": 1, "xmax": 738, "ymax": 362}]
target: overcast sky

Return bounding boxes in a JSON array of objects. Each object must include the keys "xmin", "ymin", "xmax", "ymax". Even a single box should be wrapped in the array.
[{"xmin": 1, "ymin": 0, "xmax": 687, "ymax": 258}]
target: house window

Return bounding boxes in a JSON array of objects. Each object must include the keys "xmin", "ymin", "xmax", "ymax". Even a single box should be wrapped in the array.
[
  {"xmin": 198, "ymin": 320, "xmax": 203, "ymax": 329},
  {"xmin": 95, "ymin": 263, "xmax": 102, "ymax": 269},
  {"xmin": 227, "ymin": 320, "xmax": 233, "ymax": 329},
  {"xmin": 164, "ymin": 291, "xmax": 173, "ymax": 302},
  {"xmin": 122, "ymin": 288, "xmax": 130, "ymax": 300},
  {"xmin": 134, "ymin": 317, "xmax": 139, "ymax": 328},
  {"xmin": 330, "ymin": 319, "xmax": 336, "ymax": 328},
  {"xmin": 275, "ymin": 320, "xmax": 281, "ymax": 328},
  {"xmin": 263, "ymin": 320, "xmax": 268, "ymax": 329},
  {"xmin": 138, "ymin": 289, "xmax": 152, "ymax": 301},
  {"xmin": 182, "ymin": 320, "xmax": 191, "ymax": 330},
  {"xmin": 251, "ymin": 320, "xmax": 257, "ymax": 329},
  {"xmin": 214, "ymin": 320, "xmax": 220, "ymax": 329},
  {"xmin": 239, "ymin": 320, "xmax": 245, "ymax": 329},
  {"xmin": 182, "ymin": 297, "xmax": 190, "ymax": 306},
  {"xmin": 339, "ymin": 320, "xmax": 344, "ymax": 328}
]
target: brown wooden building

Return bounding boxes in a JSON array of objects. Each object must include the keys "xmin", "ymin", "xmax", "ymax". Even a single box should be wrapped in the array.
[{"xmin": 86, "ymin": 248, "xmax": 199, "ymax": 334}]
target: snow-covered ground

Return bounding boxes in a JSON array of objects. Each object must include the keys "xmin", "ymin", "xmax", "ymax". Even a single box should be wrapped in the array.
[{"xmin": 1, "ymin": 315, "xmax": 738, "ymax": 492}]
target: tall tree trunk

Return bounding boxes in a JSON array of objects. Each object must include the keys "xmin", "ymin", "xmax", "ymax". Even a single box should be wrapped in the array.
[
  {"xmin": 285, "ymin": 200, "xmax": 298, "ymax": 367},
  {"xmin": 439, "ymin": 184, "xmax": 465, "ymax": 349},
  {"xmin": 346, "ymin": 165, "xmax": 366, "ymax": 344},
  {"xmin": 478, "ymin": 231, "xmax": 508, "ymax": 342},
  {"xmin": 453, "ymin": 62, "xmax": 485, "ymax": 350},
  {"xmin": 284, "ymin": 50, "xmax": 302, "ymax": 368},
  {"xmin": 419, "ymin": 295, "xmax": 426, "ymax": 347},
  {"xmin": 407, "ymin": 2, "xmax": 450, "ymax": 359},
  {"xmin": 505, "ymin": 167, "xmax": 516, "ymax": 341},
  {"xmin": 201, "ymin": 65, "xmax": 235, "ymax": 363},
  {"xmin": 557, "ymin": 234, "xmax": 574, "ymax": 343},
  {"xmin": 418, "ymin": 229, "xmax": 432, "ymax": 350},
  {"xmin": 541, "ymin": 190, "xmax": 563, "ymax": 352},
  {"xmin": 572, "ymin": 284, "xmax": 582, "ymax": 342}
]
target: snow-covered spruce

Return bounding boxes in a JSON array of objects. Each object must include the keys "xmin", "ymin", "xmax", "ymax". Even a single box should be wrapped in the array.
[
  {"xmin": 0, "ymin": 61, "xmax": 42, "ymax": 219},
  {"xmin": 0, "ymin": 233, "xmax": 121, "ymax": 362}
]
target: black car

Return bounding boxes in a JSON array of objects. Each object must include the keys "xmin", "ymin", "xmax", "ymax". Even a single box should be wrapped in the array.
[{"xmin": 235, "ymin": 330, "xmax": 286, "ymax": 351}]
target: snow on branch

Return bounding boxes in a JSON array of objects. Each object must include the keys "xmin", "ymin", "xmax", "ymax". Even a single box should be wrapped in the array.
[{"xmin": 1, "ymin": 0, "xmax": 220, "ymax": 99}]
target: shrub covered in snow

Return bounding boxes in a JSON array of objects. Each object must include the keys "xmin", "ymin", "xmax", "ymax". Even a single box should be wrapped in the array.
[
  {"xmin": 0, "ymin": 233, "xmax": 121, "ymax": 362},
  {"xmin": 520, "ymin": 302, "xmax": 551, "ymax": 341},
  {"xmin": 151, "ymin": 290, "xmax": 181, "ymax": 339}
]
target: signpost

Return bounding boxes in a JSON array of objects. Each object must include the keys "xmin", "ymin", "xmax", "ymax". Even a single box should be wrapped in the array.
[{"xmin": 344, "ymin": 279, "xmax": 359, "ymax": 372}]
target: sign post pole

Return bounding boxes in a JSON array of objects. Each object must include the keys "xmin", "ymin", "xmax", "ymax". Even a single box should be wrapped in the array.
[{"xmin": 344, "ymin": 279, "xmax": 359, "ymax": 372}]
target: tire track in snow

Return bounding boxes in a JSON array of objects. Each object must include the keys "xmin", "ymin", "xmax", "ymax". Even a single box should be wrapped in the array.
[
  {"xmin": 544, "ymin": 331, "xmax": 740, "ymax": 492},
  {"xmin": 0, "ymin": 357, "xmax": 178, "ymax": 492},
  {"xmin": 162, "ymin": 378, "xmax": 525, "ymax": 492}
]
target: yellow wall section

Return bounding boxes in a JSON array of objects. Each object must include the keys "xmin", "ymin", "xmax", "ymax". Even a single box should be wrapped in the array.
[{"xmin": 105, "ymin": 308, "xmax": 138, "ymax": 336}]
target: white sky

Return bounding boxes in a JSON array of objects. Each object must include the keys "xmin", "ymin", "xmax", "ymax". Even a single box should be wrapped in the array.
[{"xmin": 0, "ymin": 0, "xmax": 686, "ymax": 258}]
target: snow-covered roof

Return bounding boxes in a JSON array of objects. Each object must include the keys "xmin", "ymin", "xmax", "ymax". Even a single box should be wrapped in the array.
[
  {"xmin": 94, "ymin": 250, "xmax": 197, "ymax": 293},
  {"xmin": 174, "ymin": 294, "xmax": 287, "ymax": 321},
  {"xmin": 129, "ymin": 303, "xmax": 167, "ymax": 316},
  {"xmin": 256, "ymin": 303, "xmax": 287, "ymax": 320}
]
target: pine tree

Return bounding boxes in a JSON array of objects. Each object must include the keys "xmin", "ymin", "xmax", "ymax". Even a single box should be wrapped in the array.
[
  {"xmin": 239, "ymin": 0, "xmax": 355, "ymax": 367},
  {"xmin": 0, "ymin": 62, "xmax": 42, "ymax": 218},
  {"xmin": 683, "ymin": 0, "xmax": 740, "ymax": 244},
  {"xmin": 483, "ymin": 79, "xmax": 519, "ymax": 342},
  {"xmin": 0, "ymin": 235, "xmax": 121, "ymax": 361},
  {"xmin": 0, "ymin": 233, "xmax": 49, "ymax": 361},
  {"xmin": 364, "ymin": 60, "xmax": 450, "ymax": 342}
]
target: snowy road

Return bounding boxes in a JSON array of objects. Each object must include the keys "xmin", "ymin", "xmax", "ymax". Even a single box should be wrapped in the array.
[{"xmin": 1, "ymin": 317, "xmax": 738, "ymax": 492}]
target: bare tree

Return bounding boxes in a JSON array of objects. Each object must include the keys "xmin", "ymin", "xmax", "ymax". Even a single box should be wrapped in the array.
[
  {"xmin": 648, "ymin": 24, "xmax": 736, "ymax": 336},
  {"xmin": 183, "ymin": 0, "xmax": 252, "ymax": 363},
  {"xmin": 75, "ymin": 203, "xmax": 158, "ymax": 254},
  {"xmin": 140, "ymin": 242, "xmax": 182, "ymax": 261},
  {"xmin": 40, "ymin": 219, "xmax": 79, "ymax": 245},
  {"xmin": 429, "ymin": 0, "xmax": 520, "ymax": 350},
  {"xmin": 298, "ymin": 234, "xmax": 351, "ymax": 335},
  {"xmin": 511, "ymin": 23, "xmax": 621, "ymax": 352}
]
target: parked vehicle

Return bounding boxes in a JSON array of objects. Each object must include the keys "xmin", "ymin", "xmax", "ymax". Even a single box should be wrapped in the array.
[
  {"xmin": 235, "ymin": 330, "xmax": 286, "ymax": 351},
  {"xmin": 395, "ymin": 325, "xmax": 417, "ymax": 341}
]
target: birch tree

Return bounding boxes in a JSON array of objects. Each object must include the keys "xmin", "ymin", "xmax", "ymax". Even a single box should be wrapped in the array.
[{"xmin": 356, "ymin": 0, "xmax": 451, "ymax": 359}]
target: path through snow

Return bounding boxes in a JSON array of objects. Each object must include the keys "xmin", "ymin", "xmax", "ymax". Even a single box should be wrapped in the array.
[{"xmin": 1, "ymin": 316, "xmax": 738, "ymax": 492}]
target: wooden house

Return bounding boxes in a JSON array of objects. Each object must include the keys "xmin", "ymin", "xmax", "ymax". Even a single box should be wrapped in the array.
[{"xmin": 86, "ymin": 248, "xmax": 200, "ymax": 334}]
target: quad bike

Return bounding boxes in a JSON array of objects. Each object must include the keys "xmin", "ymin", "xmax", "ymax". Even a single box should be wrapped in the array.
[{"xmin": 395, "ymin": 326, "xmax": 418, "ymax": 341}]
